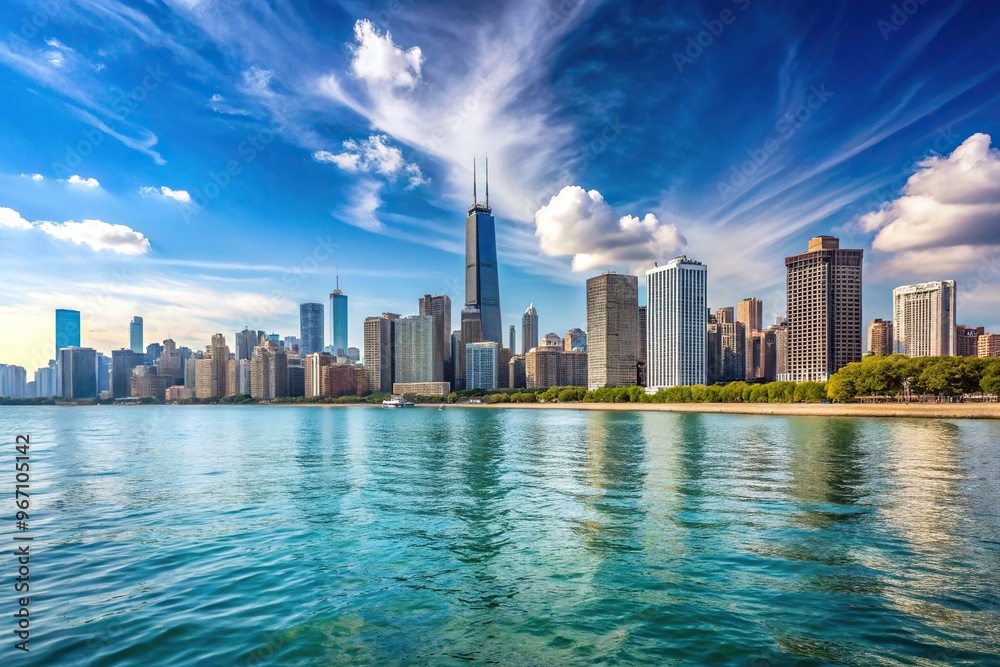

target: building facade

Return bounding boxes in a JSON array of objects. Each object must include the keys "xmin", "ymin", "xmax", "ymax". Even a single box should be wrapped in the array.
[
  {"xmin": 363, "ymin": 313, "xmax": 399, "ymax": 393},
  {"xmin": 59, "ymin": 347, "xmax": 97, "ymax": 399},
  {"xmin": 586, "ymin": 272, "xmax": 639, "ymax": 389},
  {"xmin": 892, "ymin": 281, "xmax": 957, "ymax": 357},
  {"xmin": 299, "ymin": 303, "xmax": 325, "ymax": 357},
  {"xmin": 979, "ymin": 334, "xmax": 1000, "ymax": 358},
  {"xmin": 419, "ymin": 294, "xmax": 452, "ymax": 384},
  {"xmin": 129, "ymin": 316, "xmax": 144, "ymax": 354},
  {"xmin": 330, "ymin": 280, "xmax": 348, "ymax": 355},
  {"xmin": 646, "ymin": 257, "xmax": 707, "ymax": 390},
  {"xmin": 867, "ymin": 318, "xmax": 894, "ymax": 356},
  {"xmin": 956, "ymin": 325, "xmax": 985, "ymax": 357},
  {"xmin": 466, "ymin": 341, "xmax": 499, "ymax": 390},
  {"xmin": 394, "ymin": 315, "xmax": 439, "ymax": 385},
  {"xmin": 784, "ymin": 236, "xmax": 863, "ymax": 382}
]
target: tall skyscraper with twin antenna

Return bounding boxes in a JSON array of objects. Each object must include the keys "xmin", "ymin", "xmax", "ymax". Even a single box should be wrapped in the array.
[
  {"xmin": 464, "ymin": 158, "xmax": 503, "ymax": 346},
  {"xmin": 330, "ymin": 271, "xmax": 348, "ymax": 356}
]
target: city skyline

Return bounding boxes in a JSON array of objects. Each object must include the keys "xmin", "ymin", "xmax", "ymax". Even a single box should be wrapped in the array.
[{"xmin": 2, "ymin": 1, "xmax": 1000, "ymax": 370}]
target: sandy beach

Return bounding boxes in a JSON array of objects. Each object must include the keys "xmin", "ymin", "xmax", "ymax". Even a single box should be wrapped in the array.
[{"xmin": 418, "ymin": 401, "xmax": 1000, "ymax": 419}]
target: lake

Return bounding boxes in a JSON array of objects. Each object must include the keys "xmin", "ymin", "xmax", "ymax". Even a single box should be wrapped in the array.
[{"xmin": 3, "ymin": 406, "xmax": 999, "ymax": 665}]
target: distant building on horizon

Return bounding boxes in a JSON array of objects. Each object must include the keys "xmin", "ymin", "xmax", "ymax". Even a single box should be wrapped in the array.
[
  {"xmin": 525, "ymin": 347, "xmax": 587, "ymax": 390},
  {"xmin": 509, "ymin": 324, "xmax": 516, "ymax": 354},
  {"xmin": 55, "ymin": 308, "xmax": 81, "ymax": 352},
  {"xmin": 893, "ymin": 281, "xmax": 956, "ymax": 357},
  {"xmin": 646, "ymin": 256, "xmax": 707, "ymax": 391},
  {"xmin": 586, "ymin": 272, "xmax": 638, "ymax": 390},
  {"xmin": 784, "ymin": 236, "xmax": 863, "ymax": 382},
  {"xmin": 112, "ymin": 349, "xmax": 145, "ymax": 398},
  {"xmin": 522, "ymin": 304, "xmax": 538, "ymax": 353},
  {"xmin": 330, "ymin": 275, "xmax": 348, "ymax": 355},
  {"xmin": 867, "ymin": 318, "xmax": 894, "ymax": 356},
  {"xmin": 195, "ymin": 334, "xmax": 235, "ymax": 400},
  {"xmin": 464, "ymin": 159, "xmax": 503, "ymax": 346},
  {"xmin": 563, "ymin": 328, "xmax": 586, "ymax": 352},
  {"xmin": 236, "ymin": 327, "xmax": 264, "ymax": 361},
  {"xmin": 130, "ymin": 316, "xmax": 144, "ymax": 354},
  {"xmin": 299, "ymin": 303, "xmax": 325, "ymax": 357}
]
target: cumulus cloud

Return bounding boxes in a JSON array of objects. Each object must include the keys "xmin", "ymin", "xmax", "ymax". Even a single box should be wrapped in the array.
[
  {"xmin": 348, "ymin": 19, "xmax": 422, "ymax": 89},
  {"xmin": 313, "ymin": 134, "xmax": 426, "ymax": 188},
  {"xmin": 0, "ymin": 206, "xmax": 149, "ymax": 254},
  {"xmin": 65, "ymin": 174, "xmax": 100, "ymax": 189},
  {"xmin": 534, "ymin": 186, "xmax": 686, "ymax": 272},
  {"xmin": 0, "ymin": 207, "xmax": 32, "ymax": 229},
  {"xmin": 20, "ymin": 173, "xmax": 43, "ymax": 181},
  {"xmin": 139, "ymin": 185, "xmax": 192, "ymax": 203},
  {"xmin": 861, "ymin": 133, "xmax": 1000, "ymax": 253}
]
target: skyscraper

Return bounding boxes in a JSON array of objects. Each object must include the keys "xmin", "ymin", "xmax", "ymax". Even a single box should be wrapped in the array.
[
  {"xmin": 464, "ymin": 159, "xmax": 503, "ymax": 345},
  {"xmin": 111, "ymin": 349, "xmax": 145, "ymax": 398},
  {"xmin": 637, "ymin": 305, "xmax": 648, "ymax": 386},
  {"xmin": 235, "ymin": 328, "xmax": 263, "ymax": 362},
  {"xmin": 299, "ymin": 303, "xmax": 325, "ymax": 357},
  {"xmin": 195, "ymin": 334, "xmax": 234, "ymax": 400},
  {"xmin": 394, "ymin": 315, "xmax": 438, "ymax": 384},
  {"xmin": 646, "ymin": 256, "xmax": 707, "ymax": 391},
  {"xmin": 586, "ymin": 272, "xmax": 639, "ymax": 390},
  {"xmin": 892, "ymin": 281, "xmax": 956, "ymax": 357},
  {"xmin": 509, "ymin": 325, "xmax": 516, "ymax": 354},
  {"xmin": 737, "ymin": 298, "xmax": 763, "ymax": 378},
  {"xmin": 363, "ymin": 313, "xmax": 399, "ymax": 393},
  {"xmin": 59, "ymin": 347, "xmax": 97, "ymax": 399},
  {"xmin": 330, "ymin": 274, "xmax": 348, "ymax": 355},
  {"xmin": 157, "ymin": 339, "xmax": 183, "ymax": 385},
  {"xmin": 718, "ymin": 321, "xmax": 747, "ymax": 382},
  {"xmin": 867, "ymin": 319, "xmax": 894, "ymax": 356},
  {"xmin": 563, "ymin": 328, "xmax": 586, "ymax": 351},
  {"xmin": 785, "ymin": 236, "xmax": 863, "ymax": 382},
  {"xmin": 419, "ymin": 294, "xmax": 452, "ymax": 383},
  {"xmin": 55, "ymin": 309, "xmax": 81, "ymax": 351},
  {"xmin": 522, "ymin": 304, "xmax": 538, "ymax": 353},
  {"xmin": 130, "ymin": 316, "xmax": 144, "ymax": 353}
]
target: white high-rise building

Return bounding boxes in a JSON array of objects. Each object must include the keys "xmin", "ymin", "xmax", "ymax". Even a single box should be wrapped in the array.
[
  {"xmin": 466, "ymin": 341, "xmax": 499, "ymax": 390},
  {"xmin": 646, "ymin": 256, "xmax": 707, "ymax": 391},
  {"xmin": 892, "ymin": 281, "xmax": 956, "ymax": 357}
]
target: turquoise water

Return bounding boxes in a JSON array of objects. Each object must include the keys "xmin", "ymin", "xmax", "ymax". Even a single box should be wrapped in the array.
[{"xmin": 2, "ymin": 406, "xmax": 999, "ymax": 666}]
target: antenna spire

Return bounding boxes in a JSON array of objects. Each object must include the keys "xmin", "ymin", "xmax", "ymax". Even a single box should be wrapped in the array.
[
  {"xmin": 473, "ymin": 159, "xmax": 477, "ymax": 205},
  {"xmin": 336, "ymin": 265, "xmax": 339, "ymax": 291},
  {"xmin": 485, "ymin": 154, "xmax": 489, "ymax": 208}
]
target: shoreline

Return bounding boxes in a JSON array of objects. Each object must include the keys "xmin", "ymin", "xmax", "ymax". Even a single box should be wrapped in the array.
[{"xmin": 414, "ymin": 401, "xmax": 1000, "ymax": 419}]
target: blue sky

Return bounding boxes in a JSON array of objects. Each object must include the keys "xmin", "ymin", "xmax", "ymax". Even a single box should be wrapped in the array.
[{"xmin": 1, "ymin": 0, "xmax": 999, "ymax": 370}]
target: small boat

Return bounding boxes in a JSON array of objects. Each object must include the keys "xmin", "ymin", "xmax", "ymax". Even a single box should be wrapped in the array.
[{"xmin": 382, "ymin": 395, "xmax": 414, "ymax": 408}]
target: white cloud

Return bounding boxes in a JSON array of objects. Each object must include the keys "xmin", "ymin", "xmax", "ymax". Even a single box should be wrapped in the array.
[
  {"xmin": 861, "ymin": 133, "xmax": 1000, "ymax": 255},
  {"xmin": 0, "ymin": 206, "xmax": 149, "ymax": 254},
  {"xmin": 208, "ymin": 93, "xmax": 249, "ymax": 115},
  {"xmin": 65, "ymin": 174, "xmax": 101, "ymax": 189},
  {"xmin": 349, "ymin": 19, "xmax": 422, "ymax": 89},
  {"xmin": 139, "ymin": 185, "xmax": 192, "ymax": 203},
  {"xmin": 35, "ymin": 219, "xmax": 150, "ymax": 255},
  {"xmin": 534, "ymin": 186, "xmax": 687, "ymax": 272},
  {"xmin": 242, "ymin": 65, "xmax": 274, "ymax": 95},
  {"xmin": 313, "ymin": 135, "xmax": 425, "ymax": 188},
  {"xmin": 20, "ymin": 173, "xmax": 44, "ymax": 181},
  {"xmin": 338, "ymin": 180, "xmax": 385, "ymax": 232},
  {"xmin": 0, "ymin": 207, "xmax": 32, "ymax": 229}
]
